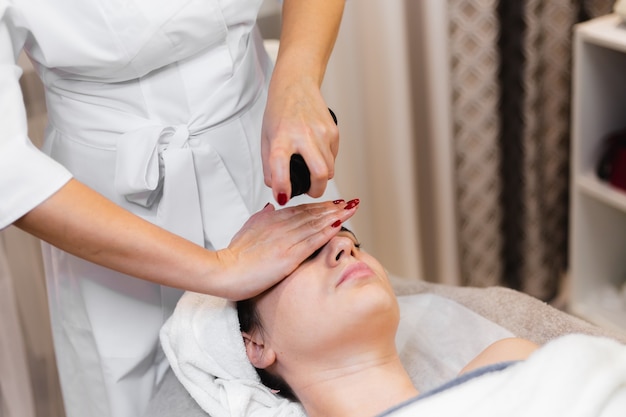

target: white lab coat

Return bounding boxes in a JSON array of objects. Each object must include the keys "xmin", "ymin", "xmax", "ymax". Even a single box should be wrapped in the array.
[{"xmin": 0, "ymin": 1, "xmax": 339, "ymax": 416}]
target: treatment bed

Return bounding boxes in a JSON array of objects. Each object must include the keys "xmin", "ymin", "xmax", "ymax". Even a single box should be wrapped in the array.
[{"xmin": 144, "ymin": 278, "xmax": 626, "ymax": 416}]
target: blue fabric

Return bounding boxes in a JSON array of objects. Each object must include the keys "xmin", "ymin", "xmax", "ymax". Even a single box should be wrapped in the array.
[{"xmin": 377, "ymin": 361, "xmax": 519, "ymax": 417}]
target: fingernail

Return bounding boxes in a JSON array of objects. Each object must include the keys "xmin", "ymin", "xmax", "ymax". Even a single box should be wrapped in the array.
[
  {"xmin": 344, "ymin": 198, "xmax": 360, "ymax": 210},
  {"xmin": 331, "ymin": 219, "xmax": 342, "ymax": 228},
  {"xmin": 333, "ymin": 199, "xmax": 345, "ymax": 204},
  {"xmin": 277, "ymin": 193, "xmax": 288, "ymax": 206},
  {"xmin": 264, "ymin": 202, "xmax": 271, "ymax": 208}
]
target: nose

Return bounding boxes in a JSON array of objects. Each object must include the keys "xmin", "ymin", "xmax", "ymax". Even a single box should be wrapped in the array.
[{"xmin": 326, "ymin": 235, "xmax": 358, "ymax": 265}]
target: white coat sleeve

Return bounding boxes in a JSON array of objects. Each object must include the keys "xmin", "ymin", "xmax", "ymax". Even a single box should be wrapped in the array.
[{"xmin": 0, "ymin": 2, "xmax": 72, "ymax": 229}]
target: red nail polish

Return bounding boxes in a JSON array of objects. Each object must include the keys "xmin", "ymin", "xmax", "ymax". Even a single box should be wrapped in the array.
[
  {"xmin": 333, "ymin": 199, "xmax": 345, "ymax": 204},
  {"xmin": 331, "ymin": 219, "xmax": 342, "ymax": 228},
  {"xmin": 277, "ymin": 193, "xmax": 288, "ymax": 206},
  {"xmin": 344, "ymin": 198, "xmax": 360, "ymax": 210}
]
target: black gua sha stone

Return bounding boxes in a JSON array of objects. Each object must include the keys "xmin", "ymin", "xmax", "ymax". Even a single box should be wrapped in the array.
[{"xmin": 290, "ymin": 108, "xmax": 338, "ymax": 198}]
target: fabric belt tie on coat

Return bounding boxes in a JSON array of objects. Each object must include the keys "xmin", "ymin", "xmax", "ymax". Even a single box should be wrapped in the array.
[{"xmin": 114, "ymin": 124, "xmax": 250, "ymax": 250}]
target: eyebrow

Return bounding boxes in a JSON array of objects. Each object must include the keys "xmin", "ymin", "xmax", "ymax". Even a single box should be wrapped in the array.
[{"xmin": 340, "ymin": 226, "xmax": 358, "ymax": 241}]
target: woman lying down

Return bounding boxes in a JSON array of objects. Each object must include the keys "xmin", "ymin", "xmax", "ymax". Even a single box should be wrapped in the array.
[{"xmin": 160, "ymin": 228, "xmax": 626, "ymax": 417}]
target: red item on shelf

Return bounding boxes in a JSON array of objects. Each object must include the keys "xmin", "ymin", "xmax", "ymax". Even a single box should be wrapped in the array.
[
  {"xmin": 609, "ymin": 147, "xmax": 626, "ymax": 192},
  {"xmin": 597, "ymin": 128, "xmax": 626, "ymax": 193}
]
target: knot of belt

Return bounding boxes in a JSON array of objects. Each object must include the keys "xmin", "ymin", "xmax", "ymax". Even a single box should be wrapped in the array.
[{"xmin": 114, "ymin": 124, "xmax": 250, "ymax": 249}]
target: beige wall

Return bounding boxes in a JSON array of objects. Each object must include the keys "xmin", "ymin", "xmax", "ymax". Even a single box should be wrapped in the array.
[
  {"xmin": 322, "ymin": 1, "xmax": 424, "ymax": 281},
  {"xmin": 324, "ymin": 1, "xmax": 461, "ymax": 285}
]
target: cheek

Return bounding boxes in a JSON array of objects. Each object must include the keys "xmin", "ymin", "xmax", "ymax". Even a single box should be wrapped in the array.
[
  {"xmin": 273, "ymin": 286, "xmax": 325, "ymax": 335},
  {"xmin": 257, "ymin": 276, "xmax": 327, "ymax": 347},
  {"xmin": 363, "ymin": 252, "xmax": 386, "ymax": 274}
]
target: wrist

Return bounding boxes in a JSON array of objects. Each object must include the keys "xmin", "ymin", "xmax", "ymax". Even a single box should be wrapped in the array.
[
  {"xmin": 271, "ymin": 53, "xmax": 325, "ymax": 89},
  {"xmin": 207, "ymin": 248, "xmax": 239, "ymax": 300}
]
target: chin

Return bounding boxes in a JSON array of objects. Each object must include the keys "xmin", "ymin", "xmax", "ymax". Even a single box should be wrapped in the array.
[{"xmin": 352, "ymin": 284, "xmax": 400, "ymax": 328}]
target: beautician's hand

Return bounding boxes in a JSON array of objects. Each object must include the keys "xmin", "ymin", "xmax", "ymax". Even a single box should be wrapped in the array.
[
  {"xmin": 261, "ymin": 0, "xmax": 345, "ymax": 206},
  {"xmin": 16, "ymin": 180, "xmax": 357, "ymax": 302},
  {"xmin": 215, "ymin": 199, "xmax": 358, "ymax": 300},
  {"xmin": 261, "ymin": 78, "xmax": 339, "ymax": 204}
]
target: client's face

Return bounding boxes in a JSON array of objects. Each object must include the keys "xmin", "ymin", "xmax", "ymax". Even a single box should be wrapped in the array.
[{"xmin": 252, "ymin": 228, "xmax": 400, "ymax": 369}]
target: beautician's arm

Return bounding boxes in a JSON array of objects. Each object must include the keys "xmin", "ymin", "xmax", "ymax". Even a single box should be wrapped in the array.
[
  {"xmin": 15, "ymin": 179, "xmax": 357, "ymax": 300},
  {"xmin": 262, "ymin": 0, "xmax": 345, "ymax": 203}
]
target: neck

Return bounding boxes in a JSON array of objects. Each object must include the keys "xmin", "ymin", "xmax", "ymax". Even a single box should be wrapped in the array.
[{"xmin": 292, "ymin": 355, "xmax": 419, "ymax": 417}]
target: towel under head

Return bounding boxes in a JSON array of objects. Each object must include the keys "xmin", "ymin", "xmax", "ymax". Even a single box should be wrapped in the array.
[{"xmin": 160, "ymin": 291, "xmax": 305, "ymax": 417}]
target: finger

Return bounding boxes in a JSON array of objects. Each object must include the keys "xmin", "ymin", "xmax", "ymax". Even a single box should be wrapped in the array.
[
  {"xmin": 268, "ymin": 199, "xmax": 351, "ymax": 223},
  {"xmin": 244, "ymin": 200, "xmax": 345, "ymax": 236},
  {"xmin": 262, "ymin": 202, "xmax": 275, "ymax": 213},
  {"xmin": 305, "ymin": 151, "xmax": 334, "ymax": 198},
  {"xmin": 295, "ymin": 148, "xmax": 328, "ymax": 198},
  {"xmin": 326, "ymin": 131, "xmax": 339, "ymax": 178},
  {"xmin": 308, "ymin": 119, "xmax": 339, "ymax": 197},
  {"xmin": 323, "ymin": 108, "xmax": 340, "ymax": 171},
  {"xmin": 269, "ymin": 145, "xmax": 293, "ymax": 205},
  {"xmin": 284, "ymin": 199, "xmax": 360, "ymax": 242},
  {"xmin": 286, "ymin": 198, "xmax": 360, "ymax": 260},
  {"xmin": 311, "ymin": 142, "xmax": 338, "ymax": 194},
  {"xmin": 249, "ymin": 200, "xmax": 357, "ymax": 245},
  {"xmin": 261, "ymin": 137, "xmax": 273, "ymax": 189}
]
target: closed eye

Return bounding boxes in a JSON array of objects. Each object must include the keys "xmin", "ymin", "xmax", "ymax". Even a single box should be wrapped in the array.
[{"xmin": 305, "ymin": 245, "xmax": 325, "ymax": 262}]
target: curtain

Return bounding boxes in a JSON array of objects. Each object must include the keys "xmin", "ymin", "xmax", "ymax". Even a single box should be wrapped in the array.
[
  {"xmin": 448, "ymin": 0, "xmax": 614, "ymax": 300},
  {"xmin": 0, "ymin": 227, "xmax": 66, "ymax": 417},
  {"xmin": 0, "ymin": 233, "xmax": 37, "ymax": 417}
]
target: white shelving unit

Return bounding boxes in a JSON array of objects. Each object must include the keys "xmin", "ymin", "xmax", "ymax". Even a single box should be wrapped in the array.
[{"xmin": 570, "ymin": 14, "xmax": 626, "ymax": 335}]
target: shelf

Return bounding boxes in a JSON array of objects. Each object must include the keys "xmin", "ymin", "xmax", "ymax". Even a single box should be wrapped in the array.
[
  {"xmin": 576, "ymin": 173, "xmax": 626, "ymax": 213},
  {"xmin": 569, "ymin": 14, "xmax": 626, "ymax": 335},
  {"xmin": 577, "ymin": 14, "xmax": 626, "ymax": 53}
]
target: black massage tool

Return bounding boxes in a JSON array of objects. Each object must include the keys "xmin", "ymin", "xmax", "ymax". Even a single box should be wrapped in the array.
[{"xmin": 289, "ymin": 108, "xmax": 338, "ymax": 198}]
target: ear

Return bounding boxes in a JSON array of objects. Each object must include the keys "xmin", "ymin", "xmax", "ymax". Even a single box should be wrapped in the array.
[{"xmin": 242, "ymin": 331, "xmax": 276, "ymax": 369}]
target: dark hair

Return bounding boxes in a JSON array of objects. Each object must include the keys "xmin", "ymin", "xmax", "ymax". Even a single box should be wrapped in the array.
[{"xmin": 237, "ymin": 298, "xmax": 298, "ymax": 401}]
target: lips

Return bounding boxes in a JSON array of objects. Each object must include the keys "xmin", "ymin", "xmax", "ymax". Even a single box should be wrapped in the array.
[{"xmin": 337, "ymin": 262, "xmax": 375, "ymax": 286}]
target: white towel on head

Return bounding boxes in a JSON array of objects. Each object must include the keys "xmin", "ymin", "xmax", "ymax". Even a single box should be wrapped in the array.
[{"xmin": 160, "ymin": 291, "xmax": 305, "ymax": 417}]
